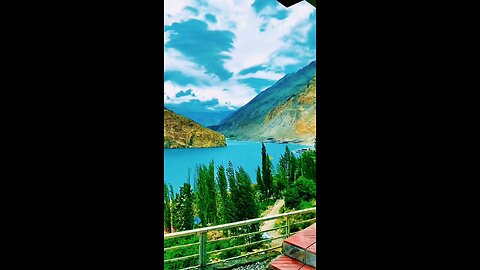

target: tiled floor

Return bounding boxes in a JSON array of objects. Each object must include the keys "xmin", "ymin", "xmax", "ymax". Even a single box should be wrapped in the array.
[
  {"xmin": 270, "ymin": 255, "xmax": 304, "ymax": 270},
  {"xmin": 269, "ymin": 223, "xmax": 316, "ymax": 269},
  {"xmin": 299, "ymin": 265, "xmax": 315, "ymax": 270},
  {"xmin": 284, "ymin": 224, "xmax": 316, "ymax": 249},
  {"xmin": 306, "ymin": 242, "xmax": 316, "ymax": 254}
]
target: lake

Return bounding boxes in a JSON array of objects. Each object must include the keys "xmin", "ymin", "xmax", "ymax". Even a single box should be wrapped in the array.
[{"xmin": 164, "ymin": 140, "xmax": 310, "ymax": 192}]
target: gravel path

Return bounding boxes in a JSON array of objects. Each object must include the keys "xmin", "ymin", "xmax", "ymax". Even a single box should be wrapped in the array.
[
  {"xmin": 260, "ymin": 199, "xmax": 285, "ymax": 247},
  {"xmin": 230, "ymin": 259, "xmax": 271, "ymax": 270}
]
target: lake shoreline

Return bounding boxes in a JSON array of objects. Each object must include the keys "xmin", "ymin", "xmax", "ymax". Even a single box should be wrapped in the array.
[
  {"xmin": 225, "ymin": 138, "xmax": 315, "ymax": 147},
  {"xmin": 164, "ymin": 140, "xmax": 310, "ymax": 192},
  {"xmin": 164, "ymin": 139, "xmax": 314, "ymax": 150}
]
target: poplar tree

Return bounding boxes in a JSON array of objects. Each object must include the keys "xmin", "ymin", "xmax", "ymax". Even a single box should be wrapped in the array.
[
  {"xmin": 206, "ymin": 160, "xmax": 218, "ymax": 225},
  {"xmin": 184, "ymin": 182, "xmax": 195, "ymax": 231},
  {"xmin": 301, "ymin": 151, "xmax": 316, "ymax": 180},
  {"xmin": 164, "ymin": 183, "xmax": 172, "ymax": 233},
  {"xmin": 176, "ymin": 182, "xmax": 194, "ymax": 231},
  {"xmin": 255, "ymin": 166, "xmax": 265, "ymax": 201},
  {"xmin": 235, "ymin": 166, "xmax": 260, "ymax": 240},
  {"xmin": 235, "ymin": 166, "xmax": 259, "ymax": 221},
  {"xmin": 261, "ymin": 143, "xmax": 273, "ymax": 198},
  {"xmin": 289, "ymin": 154, "xmax": 297, "ymax": 183},
  {"xmin": 171, "ymin": 192, "xmax": 180, "ymax": 231},
  {"xmin": 226, "ymin": 161, "xmax": 238, "ymax": 222},
  {"xmin": 279, "ymin": 146, "xmax": 291, "ymax": 176},
  {"xmin": 168, "ymin": 184, "xmax": 176, "ymax": 231},
  {"xmin": 194, "ymin": 165, "xmax": 207, "ymax": 227},
  {"xmin": 217, "ymin": 165, "xmax": 229, "ymax": 224},
  {"xmin": 276, "ymin": 146, "xmax": 292, "ymax": 194}
]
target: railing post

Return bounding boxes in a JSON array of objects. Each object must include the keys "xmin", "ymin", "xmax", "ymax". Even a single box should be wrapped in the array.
[
  {"xmin": 286, "ymin": 216, "xmax": 290, "ymax": 237},
  {"xmin": 199, "ymin": 232, "xmax": 207, "ymax": 269}
]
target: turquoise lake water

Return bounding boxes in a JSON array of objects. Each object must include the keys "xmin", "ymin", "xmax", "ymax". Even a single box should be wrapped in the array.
[{"xmin": 164, "ymin": 140, "xmax": 310, "ymax": 192}]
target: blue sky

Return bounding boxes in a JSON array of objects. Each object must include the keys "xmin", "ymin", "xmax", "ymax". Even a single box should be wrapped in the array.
[{"xmin": 164, "ymin": 0, "xmax": 316, "ymax": 118}]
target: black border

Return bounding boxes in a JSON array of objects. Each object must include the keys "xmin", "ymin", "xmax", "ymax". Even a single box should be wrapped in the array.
[{"xmin": 2, "ymin": 1, "xmax": 468, "ymax": 269}]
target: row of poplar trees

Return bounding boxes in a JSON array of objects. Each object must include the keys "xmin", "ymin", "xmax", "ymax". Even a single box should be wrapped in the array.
[
  {"xmin": 164, "ymin": 141, "xmax": 316, "ymax": 232},
  {"xmin": 164, "ymin": 160, "xmax": 260, "ymax": 232},
  {"xmin": 164, "ymin": 181, "xmax": 194, "ymax": 233},
  {"xmin": 256, "ymin": 142, "xmax": 316, "ymax": 202}
]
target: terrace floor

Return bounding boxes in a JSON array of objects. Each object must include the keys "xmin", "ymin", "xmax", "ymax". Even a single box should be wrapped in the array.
[{"xmin": 269, "ymin": 223, "xmax": 316, "ymax": 270}]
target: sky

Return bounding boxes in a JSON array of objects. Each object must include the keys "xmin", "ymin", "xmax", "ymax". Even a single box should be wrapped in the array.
[{"xmin": 164, "ymin": 0, "xmax": 316, "ymax": 125}]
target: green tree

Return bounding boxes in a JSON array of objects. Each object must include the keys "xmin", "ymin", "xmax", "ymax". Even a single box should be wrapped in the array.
[
  {"xmin": 234, "ymin": 166, "xmax": 259, "ymax": 221},
  {"xmin": 255, "ymin": 166, "xmax": 266, "ymax": 201},
  {"xmin": 301, "ymin": 151, "xmax": 316, "ymax": 180},
  {"xmin": 226, "ymin": 161, "xmax": 238, "ymax": 223},
  {"xmin": 279, "ymin": 146, "xmax": 291, "ymax": 178},
  {"xmin": 235, "ymin": 166, "xmax": 261, "ymax": 241},
  {"xmin": 261, "ymin": 143, "xmax": 273, "ymax": 198},
  {"xmin": 194, "ymin": 165, "xmax": 208, "ymax": 227},
  {"xmin": 171, "ymin": 192, "xmax": 180, "ymax": 230},
  {"xmin": 289, "ymin": 152, "xmax": 297, "ymax": 183},
  {"xmin": 217, "ymin": 165, "xmax": 229, "ymax": 224},
  {"xmin": 275, "ymin": 146, "xmax": 293, "ymax": 196},
  {"xmin": 169, "ymin": 184, "xmax": 175, "ymax": 206},
  {"xmin": 284, "ymin": 185, "xmax": 301, "ymax": 209},
  {"xmin": 175, "ymin": 182, "xmax": 194, "ymax": 231},
  {"xmin": 206, "ymin": 160, "xmax": 218, "ymax": 225},
  {"xmin": 164, "ymin": 183, "xmax": 172, "ymax": 233},
  {"xmin": 284, "ymin": 177, "xmax": 316, "ymax": 209}
]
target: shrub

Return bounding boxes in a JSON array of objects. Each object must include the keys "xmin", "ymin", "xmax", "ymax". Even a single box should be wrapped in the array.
[{"xmin": 284, "ymin": 177, "xmax": 316, "ymax": 209}]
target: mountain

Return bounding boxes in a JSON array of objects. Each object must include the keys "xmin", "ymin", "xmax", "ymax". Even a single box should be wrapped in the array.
[
  {"xmin": 216, "ymin": 61, "xmax": 316, "ymax": 144},
  {"xmin": 164, "ymin": 106, "xmax": 234, "ymax": 127},
  {"xmin": 164, "ymin": 108, "xmax": 226, "ymax": 148}
]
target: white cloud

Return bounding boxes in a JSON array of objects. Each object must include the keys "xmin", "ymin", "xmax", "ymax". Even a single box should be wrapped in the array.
[
  {"xmin": 164, "ymin": 0, "xmax": 195, "ymax": 25},
  {"xmin": 164, "ymin": 0, "xmax": 316, "ymax": 110},
  {"xmin": 164, "ymin": 48, "xmax": 220, "ymax": 82},
  {"xmin": 235, "ymin": 70, "xmax": 284, "ymax": 81}
]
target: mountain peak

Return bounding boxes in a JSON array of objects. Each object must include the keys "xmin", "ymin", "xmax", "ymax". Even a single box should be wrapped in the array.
[{"xmin": 217, "ymin": 61, "xmax": 316, "ymax": 144}]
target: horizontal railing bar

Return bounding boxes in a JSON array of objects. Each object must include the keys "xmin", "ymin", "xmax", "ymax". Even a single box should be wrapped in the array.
[
  {"xmin": 164, "ymin": 208, "xmax": 316, "ymax": 239},
  {"xmin": 206, "ymin": 245, "xmax": 282, "ymax": 266},
  {"xmin": 207, "ymin": 235, "xmax": 286, "ymax": 255},
  {"xmin": 180, "ymin": 265, "xmax": 200, "ymax": 270},
  {"xmin": 207, "ymin": 225, "xmax": 287, "ymax": 244},
  {"xmin": 292, "ymin": 218, "xmax": 316, "ymax": 226},
  {"xmin": 164, "ymin": 241, "xmax": 199, "ymax": 252},
  {"xmin": 164, "ymin": 253, "xmax": 199, "ymax": 263}
]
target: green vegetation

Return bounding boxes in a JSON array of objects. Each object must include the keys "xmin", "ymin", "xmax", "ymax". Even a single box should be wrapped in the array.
[
  {"xmin": 164, "ymin": 140, "xmax": 317, "ymax": 269},
  {"xmin": 284, "ymin": 177, "xmax": 316, "ymax": 209},
  {"xmin": 164, "ymin": 184, "xmax": 172, "ymax": 233},
  {"xmin": 261, "ymin": 143, "xmax": 274, "ymax": 199}
]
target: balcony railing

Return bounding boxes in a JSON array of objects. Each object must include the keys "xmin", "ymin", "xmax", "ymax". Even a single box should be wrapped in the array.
[{"xmin": 163, "ymin": 207, "xmax": 316, "ymax": 270}]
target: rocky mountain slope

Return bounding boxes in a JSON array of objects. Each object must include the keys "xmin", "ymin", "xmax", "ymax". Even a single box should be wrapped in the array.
[
  {"xmin": 164, "ymin": 108, "xmax": 226, "ymax": 148},
  {"xmin": 216, "ymin": 61, "xmax": 316, "ymax": 144}
]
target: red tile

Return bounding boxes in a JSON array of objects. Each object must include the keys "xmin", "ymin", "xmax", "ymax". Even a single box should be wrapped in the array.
[
  {"xmin": 285, "ymin": 230, "xmax": 316, "ymax": 249},
  {"xmin": 270, "ymin": 255, "xmax": 304, "ymax": 270},
  {"xmin": 299, "ymin": 264, "xmax": 316, "ymax": 270},
  {"xmin": 307, "ymin": 223, "xmax": 316, "ymax": 230},
  {"xmin": 306, "ymin": 243, "xmax": 316, "ymax": 254}
]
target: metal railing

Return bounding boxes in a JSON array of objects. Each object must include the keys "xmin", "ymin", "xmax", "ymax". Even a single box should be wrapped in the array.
[{"xmin": 163, "ymin": 207, "xmax": 316, "ymax": 270}]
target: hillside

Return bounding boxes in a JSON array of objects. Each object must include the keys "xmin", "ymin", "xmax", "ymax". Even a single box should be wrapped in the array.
[
  {"xmin": 216, "ymin": 61, "xmax": 316, "ymax": 145},
  {"xmin": 164, "ymin": 108, "xmax": 227, "ymax": 148}
]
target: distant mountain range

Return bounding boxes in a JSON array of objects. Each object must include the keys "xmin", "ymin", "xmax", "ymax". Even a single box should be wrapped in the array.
[
  {"xmin": 163, "ymin": 60, "xmax": 316, "ymax": 147},
  {"xmin": 164, "ymin": 107, "xmax": 226, "ymax": 148},
  {"xmin": 164, "ymin": 106, "xmax": 234, "ymax": 127},
  {"xmin": 216, "ymin": 61, "xmax": 316, "ymax": 145}
]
